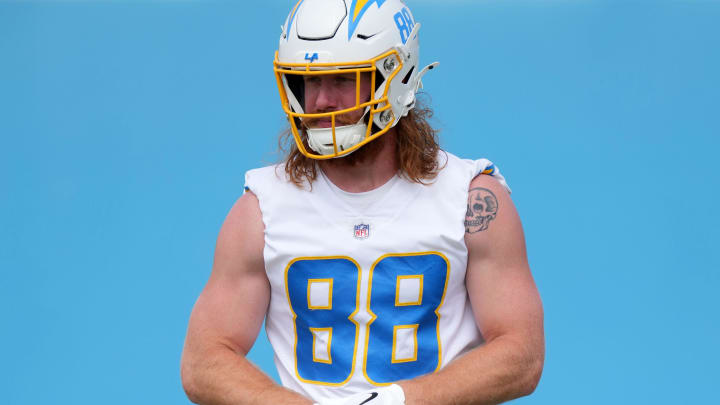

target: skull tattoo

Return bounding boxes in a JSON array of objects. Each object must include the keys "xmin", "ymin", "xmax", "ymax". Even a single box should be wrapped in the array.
[{"xmin": 465, "ymin": 187, "xmax": 499, "ymax": 233}]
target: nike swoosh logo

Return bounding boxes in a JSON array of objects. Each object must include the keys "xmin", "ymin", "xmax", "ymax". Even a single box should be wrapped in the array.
[
  {"xmin": 358, "ymin": 392, "xmax": 378, "ymax": 405},
  {"xmin": 356, "ymin": 32, "xmax": 378, "ymax": 40}
]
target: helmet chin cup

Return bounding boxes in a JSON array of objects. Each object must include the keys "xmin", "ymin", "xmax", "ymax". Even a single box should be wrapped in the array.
[{"xmin": 306, "ymin": 122, "xmax": 368, "ymax": 156}]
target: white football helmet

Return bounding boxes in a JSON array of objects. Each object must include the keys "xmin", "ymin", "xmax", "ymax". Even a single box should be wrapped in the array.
[{"xmin": 274, "ymin": 0, "xmax": 438, "ymax": 159}]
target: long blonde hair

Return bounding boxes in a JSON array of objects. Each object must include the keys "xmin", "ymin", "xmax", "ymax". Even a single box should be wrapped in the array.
[{"xmin": 279, "ymin": 101, "xmax": 444, "ymax": 187}]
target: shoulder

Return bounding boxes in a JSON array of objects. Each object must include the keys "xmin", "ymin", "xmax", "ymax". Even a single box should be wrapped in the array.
[
  {"xmin": 244, "ymin": 163, "xmax": 312, "ymax": 198},
  {"xmin": 214, "ymin": 190, "xmax": 265, "ymax": 276},
  {"xmin": 438, "ymin": 151, "xmax": 511, "ymax": 193},
  {"xmin": 225, "ymin": 190, "xmax": 262, "ymax": 227},
  {"xmin": 464, "ymin": 170, "xmax": 524, "ymax": 260},
  {"xmin": 244, "ymin": 164, "xmax": 285, "ymax": 192},
  {"xmin": 465, "ymin": 173, "xmax": 513, "ymax": 232},
  {"xmin": 468, "ymin": 171, "xmax": 509, "ymax": 197}
]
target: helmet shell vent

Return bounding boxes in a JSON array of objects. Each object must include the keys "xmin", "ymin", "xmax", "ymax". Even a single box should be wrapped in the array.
[{"xmin": 296, "ymin": 0, "xmax": 347, "ymax": 40}]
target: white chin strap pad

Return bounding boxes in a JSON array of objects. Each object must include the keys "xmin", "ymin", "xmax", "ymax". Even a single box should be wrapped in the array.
[{"xmin": 307, "ymin": 122, "xmax": 368, "ymax": 156}]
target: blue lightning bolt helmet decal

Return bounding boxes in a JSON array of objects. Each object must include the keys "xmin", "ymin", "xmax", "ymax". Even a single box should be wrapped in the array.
[
  {"xmin": 347, "ymin": 0, "xmax": 386, "ymax": 40},
  {"xmin": 285, "ymin": 0, "xmax": 305, "ymax": 41}
]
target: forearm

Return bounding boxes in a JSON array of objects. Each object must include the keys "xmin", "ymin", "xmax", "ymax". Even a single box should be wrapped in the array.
[
  {"xmin": 399, "ymin": 335, "xmax": 543, "ymax": 405},
  {"xmin": 182, "ymin": 344, "xmax": 312, "ymax": 405}
]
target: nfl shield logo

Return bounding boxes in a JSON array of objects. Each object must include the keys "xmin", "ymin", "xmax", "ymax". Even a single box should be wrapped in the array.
[{"xmin": 354, "ymin": 224, "xmax": 370, "ymax": 240}]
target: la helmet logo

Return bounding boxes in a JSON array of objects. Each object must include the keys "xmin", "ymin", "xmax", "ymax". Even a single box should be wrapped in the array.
[{"xmin": 304, "ymin": 53, "xmax": 319, "ymax": 63}]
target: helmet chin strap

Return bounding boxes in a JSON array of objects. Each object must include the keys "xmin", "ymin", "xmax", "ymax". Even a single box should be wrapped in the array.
[{"xmin": 305, "ymin": 108, "xmax": 371, "ymax": 157}]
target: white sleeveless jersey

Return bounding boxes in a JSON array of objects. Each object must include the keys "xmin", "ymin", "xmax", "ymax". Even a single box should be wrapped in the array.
[{"xmin": 244, "ymin": 152, "xmax": 509, "ymax": 403}]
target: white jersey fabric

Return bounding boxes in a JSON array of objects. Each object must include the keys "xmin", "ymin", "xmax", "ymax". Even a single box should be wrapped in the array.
[{"xmin": 244, "ymin": 152, "xmax": 509, "ymax": 403}]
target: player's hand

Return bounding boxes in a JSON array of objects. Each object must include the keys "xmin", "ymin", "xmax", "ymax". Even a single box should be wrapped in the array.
[{"xmin": 315, "ymin": 384, "xmax": 405, "ymax": 405}]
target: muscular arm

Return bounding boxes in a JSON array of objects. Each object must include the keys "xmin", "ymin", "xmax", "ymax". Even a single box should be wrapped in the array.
[
  {"xmin": 399, "ymin": 175, "xmax": 544, "ymax": 405},
  {"xmin": 181, "ymin": 192, "xmax": 313, "ymax": 405}
]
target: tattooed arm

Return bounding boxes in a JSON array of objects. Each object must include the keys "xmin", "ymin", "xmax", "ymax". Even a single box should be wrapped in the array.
[
  {"xmin": 465, "ymin": 186, "xmax": 500, "ymax": 233},
  {"xmin": 399, "ymin": 174, "xmax": 544, "ymax": 405}
]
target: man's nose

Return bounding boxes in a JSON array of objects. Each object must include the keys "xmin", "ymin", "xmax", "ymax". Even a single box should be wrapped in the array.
[{"xmin": 314, "ymin": 79, "xmax": 338, "ymax": 111}]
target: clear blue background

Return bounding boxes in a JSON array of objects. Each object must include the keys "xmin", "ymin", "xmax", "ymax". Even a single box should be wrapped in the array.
[{"xmin": 1, "ymin": 0, "xmax": 718, "ymax": 403}]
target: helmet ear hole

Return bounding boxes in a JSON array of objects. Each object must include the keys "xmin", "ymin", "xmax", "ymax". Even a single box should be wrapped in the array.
[{"xmin": 401, "ymin": 66, "xmax": 415, "ymax": 85}]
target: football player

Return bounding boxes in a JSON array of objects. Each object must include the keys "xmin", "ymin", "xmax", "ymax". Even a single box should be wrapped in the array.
[{"xmin": 181, "ymin": 1, "xmax": 544, "ymax": 404}]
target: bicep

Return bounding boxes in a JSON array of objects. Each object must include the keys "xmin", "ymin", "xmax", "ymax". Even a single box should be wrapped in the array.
[
  {"xmin": 464, "ymin": 176, "xmax": 543, "ymax": 345},
  {"xmin": 185, "ymin": 192, "xmax": 269, "ymax": 356}
]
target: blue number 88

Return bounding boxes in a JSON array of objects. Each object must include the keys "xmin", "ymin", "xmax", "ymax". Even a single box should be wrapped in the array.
[{"xmin": 285, "ymin": 252, "xmax": 449, "ymax": 386}]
